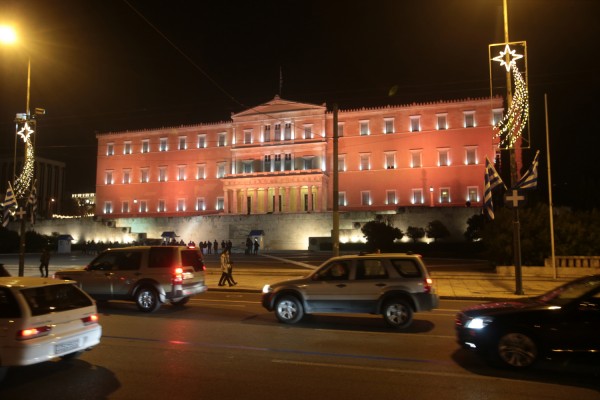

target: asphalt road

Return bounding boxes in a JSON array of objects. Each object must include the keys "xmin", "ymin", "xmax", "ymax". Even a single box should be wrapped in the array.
[{"xmin": 1, "ymin": 294, "xmax": 598, "ymax": 399}]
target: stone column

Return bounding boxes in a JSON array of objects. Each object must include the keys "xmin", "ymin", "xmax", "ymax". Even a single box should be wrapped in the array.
[
  {"xmin": 274, "ymin": 187, "xmax": 280, "ymax": 213},
  {"xmin": 223, "ymin": 189, "xmax": 229, "ymax": 214},
  {"xmin": 253, "ymin": 188, "xmax": 259, "ymax": 214},
  {"xmin": 284, "ymin": 187, "xmax": 290, "ymax": 212},
  {"xmin": 307, "ymin": 185, "xmax": 313, "ymax": 211},
  {"xmin": 231, "ymin": 189, "xmax": 238, "ymax": 215},
  {"xmin": 316, "ymin": 185, "xmax": 323, "ymax": 212}
]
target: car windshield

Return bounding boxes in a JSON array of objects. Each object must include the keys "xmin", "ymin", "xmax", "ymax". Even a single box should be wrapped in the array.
[
  {"xmin": 21, "ymin": 284, "xmax": 93, "ymax": 316},
  {"xmin": 538, "ymin": 277, "xmax": 600, "ymax": 306}
]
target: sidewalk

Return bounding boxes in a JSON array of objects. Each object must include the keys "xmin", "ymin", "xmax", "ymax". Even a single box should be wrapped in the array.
[{"xmin": 0, "ymin": 252, "xmax": 575, "ymax": 301}]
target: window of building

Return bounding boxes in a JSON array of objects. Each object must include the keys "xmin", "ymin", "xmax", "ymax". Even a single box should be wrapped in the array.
[
  {"xmin": 107, "ymin": 143, "xmax": 114, "ymax": 156},
  {"xmin": 197, "ymin": 134, "xmax": 206, "ymax": 148},
  {"xmin": 438, "ymin": 148, "xmax": 450, "ymax": 166},
  {"xmin": 284, "ymin": 123, "xmax": 292, "ymax": 140},
  {"xmin": 177, "ymin": 199, "xmax": 185, "ymax": 212},
  {"xmin": 303, "ymin": 156, "xmax": 314, "ymax": 170},
  {"xmin": 140, "ymin": 168, "xmax": 149, "ymax": 183},
  {"xmin": 122, "ymin": 169, "xmax": 131, "ymax": 184},
  {"xmin": 218, "ymin": 132, "xmax": 226, "ymax": 147},
  {"xmin": 437, "ymin": 114, "xmax": 448, "ymax": 130},
  {"xmin": 196, "ymin": 197, "xmax": 205, "ymax": 211},
  {"xmin": 361, "ymin": 191, "xmax": 371, "ymax": 206},
  {"xmin": 338, "ymin": 192, "xmax": 346, "ymax": 206},
  {"xmin": 384, "ymin": 118, "xmax": 394, "ymax": 134},
  {"xmin": 467, "ymin": 186, "xmax": 479, "ymax": 203},
  {"xmin": 158, "ymin": 166, "xmax": 167, "ymax": 182},
  {"xmin": 177, "ymin": 165, "xmax": 186, "ymax": 181},
  {"xmin": 386, "ymin": 190, "xmax": 397, "ymax": 205},
  {"xmin": 410, "ymin": 116, "xmax": 421, "ymax": 132},
  {"xmin": 158, "ymin": 199, "xmax": 166, "ymax": 212},
  {"xmin": 196, "ymin": 164, "xmax": 205, "ymax": 180},
  {"xmin": 263, "ymin": 125, "xmax": 271, "ymax": 142},
  {"xmin": 464, "ymin": 111, "xmax": 475, "ymax": 128},
  {"xmin": 139, "ymin": 200, "xmax": 147, "ymax": 213},
  {"xmin": 216, "ymin": 197, "xmax": 224, "ymax": 211},
  {"xmin": 244, "ymin": 130, "xmax": 252, "ymax": 144},
  {"xmin": 385, "ymin": 152, "xmax": 396, "ymax": 169},
  {"xmin": 242, "ymin": 160, "xmax": 253, "ymax": 173},
  {"xmin": 440, "ymin": 188, "xmax": 451, "ymax": 203},
  {"xmin": 465, "ymin": 147, "xmax": 477, "ymax": 165},
  {"xmin": 104, "ymin": 201, "xmax": 113, "ymax": 214},
  {"xmin": 492, "ymin": 109, "xmax": 503, "ymax": 126},
  {"xmin": 178, "ymin": 136, "xmax": 187, "ymax": 150},
  {"xmin": 412, "ymin": 189, "xmax": 424, "ymax": 204},
  {"xmin": 284, "ymin": 153, "xmax": 292, "ymax": 171},
  {"xmin": 360, "ymin": 154, "xmax": 370, "ymax": 171},
  {"xmin": 141, "ymin": 139, "xmax": 150, "ymax": 153},
  {"xmin": 337, "ymin": 122, "xmax": 344, "ymax": 137},
  {"xmin": 217, "ymin": 162, "xmax": 226, "ymax": 178},
  {"xmin": 159, "ymin": 137, "xmax": 168, "ymax": 152},
  {"xmin": 105, "ymin": 170, "xmax": 113, "ymax": 185},
  {"xmin": 274, "ymin": 154, "xmax": 281, "ymax": 171},
  {"xmin": 124, "ymin": 141, "xmax": 132, "ymax": 154},
  {"xmin": 122, "ymin": 201, "xmax": 129, "ymax": 213},
  {"xmin": 410, "ymin": 150, "xmax": 422, "ymax": 168},
  {"xmin": 338, "ymin": 154, "xmax": 346, "ymax": 172},
  {"xmin": 274, "ymin": 124, "xmax": 281, "ymax": 141},
  {"xmin": 360, "ymin": 121, "xmax": 369, "ymax": 136},
  {"xmin": 264, "ymin": 155, "xmax": 271, "ymax": 172},
  {"xmin": 303, "ymin": 125, "xmax": 313, "ymax": 139}
]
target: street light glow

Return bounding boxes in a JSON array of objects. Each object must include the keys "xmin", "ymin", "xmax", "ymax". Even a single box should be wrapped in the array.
[{"xmin": 0, "ymin": 25, "xmax": 17, "ymax": 44}]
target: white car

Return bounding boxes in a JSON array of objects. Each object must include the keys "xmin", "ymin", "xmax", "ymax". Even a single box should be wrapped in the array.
[{"xmin": 0, "ymin": 277, "xmax": 102, "ymax": 382}]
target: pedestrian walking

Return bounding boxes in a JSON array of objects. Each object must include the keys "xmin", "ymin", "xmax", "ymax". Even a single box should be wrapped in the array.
[
  {"xmin": 39, "ymin": 247, "xmax": 51, "ymax": 278},
  {"xmin": 218, "ymin": 248, "xmax": 236, "ymax": 286},
  {"xmin": 253, "ymin": 238, "xmax": 260, "ymax": 255}
]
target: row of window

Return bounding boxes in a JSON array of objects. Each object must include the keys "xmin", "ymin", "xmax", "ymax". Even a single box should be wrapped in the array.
[
  {"xmin": 103, "ymin": 146, "xmax": 479, "ymax": 185},
  {"xmin": 104, "ymin": 110, "xmax": 503, "ymax": 155},
  {"xmin": 102, "ymin": 186, "xmax": 480, "ymax": 215}
]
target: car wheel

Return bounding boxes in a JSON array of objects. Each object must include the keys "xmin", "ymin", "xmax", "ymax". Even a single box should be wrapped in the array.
[
  {"xmin": 61, "ymin": 351, "xmax": 83, "ymax": 360},
  {"xmin": 274, "ymin": 295, "xmax": 304, "ymax": 324},
  {"xmin": 496, "ymin": 332, "xmax": 538, "ymax": 368},
  {"xmin": 382, "ymin": 299, "xmax": 413, "ymax": 329},
  {"xmin": 170, "ymin": 297, "xmax": 190, "ymax": 306},
  {"xmin": 136, "ymin": 286, "xmax": 160, "ymax": 312}
]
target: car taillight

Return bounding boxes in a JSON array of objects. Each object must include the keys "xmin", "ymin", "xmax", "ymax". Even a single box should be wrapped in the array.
[
  {"xmin": 424, "ymin": 277, "xmax": 433, "ymax": 293},
  {"xmin": 82, "ymin": 314, "xmax": 99, "ymax": 325},
  {"xmin": 173, "ymin": 267, "xmax": 184, "ymax": 285},
  {"xmin": 17, "ymin": 325, "xmax": 52, "ymax": 340}
]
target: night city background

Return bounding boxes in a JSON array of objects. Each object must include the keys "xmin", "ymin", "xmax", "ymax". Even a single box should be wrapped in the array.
[{"xmin": 0, "ymin": 0, "xmax": 598, "ymax": 209}]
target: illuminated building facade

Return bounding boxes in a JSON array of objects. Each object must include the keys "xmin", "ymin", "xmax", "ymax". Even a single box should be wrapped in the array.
[{"xmin": 95, "ymin": 96, "xmax": 503, "ymax": 218}]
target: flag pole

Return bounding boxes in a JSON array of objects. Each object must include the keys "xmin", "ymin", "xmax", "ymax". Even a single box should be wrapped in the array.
[{"xmin": 544, "ymin": 94, "xmax": 556, "ymax": 279}]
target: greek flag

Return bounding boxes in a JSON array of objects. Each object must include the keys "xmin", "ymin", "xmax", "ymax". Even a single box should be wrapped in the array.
[
  {"xmin": 484, "ymin": 157, "xmax": 505, "ymax": 220},
  {"xmin": 2, "ymin": 182, "xmax": 17, "ymax": 227},
  {"xmin": 27, "ymin": 182, "xmax": 37, "ymax": 224},
  {"xmin": 514, "ymin": 150, "xmax": 540, "ymax": 190}
]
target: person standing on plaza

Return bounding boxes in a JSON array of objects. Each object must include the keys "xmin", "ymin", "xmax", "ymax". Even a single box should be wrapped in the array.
[
  {"xmin": 207, "ymin": 240, "xmax": 212, "ymax": 254},
  {"xmin": 253, "ymin": 238, "xmax": 260, "ymax": 255},
  {"xmin": 213, "ymin": 239, "xmax": 219, "ymax": 254},
  {"xmin": 218, "ymin": 248, "xmax": 236, "ymax": 286},
  {"xmin": 39, "ymin": 247, "xmax": 51, "ymax": 278}
]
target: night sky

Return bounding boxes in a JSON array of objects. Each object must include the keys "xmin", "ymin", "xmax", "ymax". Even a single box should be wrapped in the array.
[{"xmin": 0, "ymin": 0, "xmax": 598, "ymax": 209}]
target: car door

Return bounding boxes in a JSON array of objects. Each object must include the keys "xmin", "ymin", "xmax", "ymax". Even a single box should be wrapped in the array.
[
  {"xmin": 79, "ymin": 252, "xmax": 121, "ymax": 297},
  {"xmin": 346, "ymin": 258, "xmax": 390, "ymax": 313},
  {"xmin": 109, "ymin": 250, "xmax": 143, "ymax": 298},
  {"xmin": 303, "ymin": 260, "xmax": 352, "ymax": 313}
]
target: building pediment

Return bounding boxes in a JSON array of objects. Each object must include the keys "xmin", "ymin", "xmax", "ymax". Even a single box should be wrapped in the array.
[{"xmin": 232, "ymin": 95, "xmax": 327, "ymax": 121}]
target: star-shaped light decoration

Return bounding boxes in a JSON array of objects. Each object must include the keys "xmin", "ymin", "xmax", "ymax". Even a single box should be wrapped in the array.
[
  {"xmin": 492, "ymin": 44, "xmax": 524, "ymax": 72},
  {"xmin": 17, "ymin": 122, "xmax": 34, "ymax": 143}
]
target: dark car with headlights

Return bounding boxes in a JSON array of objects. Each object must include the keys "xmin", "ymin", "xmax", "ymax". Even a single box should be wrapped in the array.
[{"xmin": 455, "ymin": 274, "xmax": 600, "ymax": 369}]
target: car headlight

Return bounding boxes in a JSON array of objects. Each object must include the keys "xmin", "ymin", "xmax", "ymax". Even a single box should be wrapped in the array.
[
  {"xmin": 465, "ymin": 316, "xmax": 494, "ymax": 330},
  {"xmin": 262, "ymin": 284, "xmax": 272, "ymax": 294}
]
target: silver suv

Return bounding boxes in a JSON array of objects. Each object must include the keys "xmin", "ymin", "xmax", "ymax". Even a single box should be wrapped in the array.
[
  {"xmin": 54, "ymin": 246, "xmax": 207, "ymax": 312},
  {"xmin": 262, "ymin": 253, "xmax": 438, "ymax": 329}
]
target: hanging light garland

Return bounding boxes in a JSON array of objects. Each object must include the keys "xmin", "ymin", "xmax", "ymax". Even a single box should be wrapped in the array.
[{"xmin": 492, "ymin": 44, "xmax": 529, "ymax": 149}]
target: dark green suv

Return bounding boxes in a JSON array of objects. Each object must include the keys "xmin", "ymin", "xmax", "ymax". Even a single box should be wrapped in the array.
[{"xmin": 54, "ymin": 246, "xmax": 207, "ymax": 312}]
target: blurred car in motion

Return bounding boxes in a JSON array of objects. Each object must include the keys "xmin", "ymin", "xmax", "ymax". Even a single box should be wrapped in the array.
[
  {"xmin": 0, "ymin": 277, "xmax": 102, "ymax": 382},
  {"xmin": 262, "ymin": 253, "xmax": 438, "ymax": 329},
  {"xmin": 54, "ymin": 245, "xmax": 207, "ymax": 312},
  {"xmin": 455, "ymin": 274, "xmax": 600, "ymax": 368}
]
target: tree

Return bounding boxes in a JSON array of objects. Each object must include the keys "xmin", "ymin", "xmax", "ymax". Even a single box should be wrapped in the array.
[
  {"xmin": 406, "ymin": 226, "xmax": 425, "ymax": 243},
  {"xmin": 464, "ymin": 213, "xmax": 486, "ymax": 242},
  {"xmin": 361, "ymin": 220, "xmax": 403, "ymax": 252},
  {"xmin": 426, "ymin": 220, "xmax": 450, "ymax": 242}
]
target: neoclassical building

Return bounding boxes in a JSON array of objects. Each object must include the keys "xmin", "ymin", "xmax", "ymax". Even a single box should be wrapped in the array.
[{"xmin": 95, "ymin": 95, "xmax": 503, "ymax": 218}]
